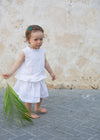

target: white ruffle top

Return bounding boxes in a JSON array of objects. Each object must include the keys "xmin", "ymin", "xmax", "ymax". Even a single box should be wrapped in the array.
[{"xmin": 15, "ymin": 46, "xmax": 47, "ymax": 82}]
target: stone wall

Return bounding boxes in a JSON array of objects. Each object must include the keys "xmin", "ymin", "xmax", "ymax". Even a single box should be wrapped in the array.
[{"xmin": 0, "ymin": 0, "xmax": 100, "ymax": 89}]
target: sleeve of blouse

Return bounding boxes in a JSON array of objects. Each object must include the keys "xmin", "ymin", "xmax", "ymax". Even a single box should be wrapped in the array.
[
  {"xmin": 22, "ymin": 48, "xmax": 27, "ymax": 57},
  {"xmin": 42, "ymin": 48, "xmax": 46, "ymax": 57}
]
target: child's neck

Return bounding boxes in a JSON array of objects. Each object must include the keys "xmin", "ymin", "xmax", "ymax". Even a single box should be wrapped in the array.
[{"xmin": 28, "ymin": 45, "xmax": 40, "ymax": 50}]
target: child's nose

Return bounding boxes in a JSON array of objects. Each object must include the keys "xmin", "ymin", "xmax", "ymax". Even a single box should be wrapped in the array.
[{"xmin": 38, "ymin": 40, "xmax": 42, "ymax": 43}]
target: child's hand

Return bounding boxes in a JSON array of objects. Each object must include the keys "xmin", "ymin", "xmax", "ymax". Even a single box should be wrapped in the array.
[
  {"xmin": 50, "ymin": 72, "xmax": 56, "ymax": 81},
  {"xmin": 2, "ymin": 74, "xmax": 11, "ymax": 79}
]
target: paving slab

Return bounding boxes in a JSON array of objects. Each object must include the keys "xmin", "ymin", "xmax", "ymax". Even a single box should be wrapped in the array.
[{"xmin": 0, "ymin": 89, "xmax": 100, "ymax": 140}]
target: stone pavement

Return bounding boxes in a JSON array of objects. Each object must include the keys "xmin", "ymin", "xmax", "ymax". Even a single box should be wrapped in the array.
[{"xmin": 0, "ymin": 89, "xmax": 100, "ymax": 140}]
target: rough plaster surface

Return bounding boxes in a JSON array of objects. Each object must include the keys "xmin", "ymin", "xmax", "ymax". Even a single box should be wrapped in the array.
[{"xmin": 0, "ymin": 0, "xmax": 100, "ymax": 89}]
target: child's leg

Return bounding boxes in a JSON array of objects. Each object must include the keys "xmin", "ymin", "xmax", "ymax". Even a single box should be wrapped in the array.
[
  {"xmin": 34, "ymin": 98, "xmax": 47, "ymax": 113},
  {"xmin": 25, "ymin": 102, "xmax": 40, "ymax": 119},
  {"xmin": 25, "ymin": 102, "xmax": 32, "ymax": 110}
]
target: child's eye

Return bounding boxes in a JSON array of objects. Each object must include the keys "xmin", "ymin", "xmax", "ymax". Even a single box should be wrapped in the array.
[
  {"xmin": 34, "ymin": 39, "xmax": 38, "ymax": 41},
  {"xmin": 34, "ymin": 38, "xmax": 43, "ymax": 41},
  {"xmin": 40, "ymin": 38, "xmax": 43, "ymax": 41}
]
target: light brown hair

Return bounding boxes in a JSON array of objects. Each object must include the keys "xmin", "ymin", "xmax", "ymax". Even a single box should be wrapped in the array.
[{"xmin": 25, "ymin": 25, "xmax": 44, "ymax": 41}]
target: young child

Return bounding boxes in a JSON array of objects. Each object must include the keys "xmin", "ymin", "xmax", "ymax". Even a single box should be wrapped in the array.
[{"xmin": 2, "ymin": 25, "xmax": 56, "ymax": 119}]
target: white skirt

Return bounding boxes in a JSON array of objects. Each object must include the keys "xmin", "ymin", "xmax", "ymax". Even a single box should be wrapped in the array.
[{"xmin": 13, "ymin": 80, "xmax": 48, "ymax": 103}]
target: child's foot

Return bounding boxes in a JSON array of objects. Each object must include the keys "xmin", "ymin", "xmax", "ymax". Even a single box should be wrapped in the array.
[
  {"xmin": 30, "ymin": 113, "xmax": 40, "ymax": 119},
  {"xmin": 35, "ymin": 108, "xmax": 47, "ymax": 114},
  {"xmin": 26, "ymin": 112, "xmax": 40, "ymax": 119}
]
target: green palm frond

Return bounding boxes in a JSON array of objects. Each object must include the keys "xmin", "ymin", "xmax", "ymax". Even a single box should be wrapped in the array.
[{"xmin": 3, "ymin": 83, "xmax": 33, "ymax": 126}]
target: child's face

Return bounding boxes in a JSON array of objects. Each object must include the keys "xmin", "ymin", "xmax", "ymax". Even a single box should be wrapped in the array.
[{"xmin": 28, "ymin": 31, "xmax": 44, "ymax": 49}]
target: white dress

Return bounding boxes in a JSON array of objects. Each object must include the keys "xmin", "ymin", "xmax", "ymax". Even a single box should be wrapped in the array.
[{"xmin": 13, "ymin": 46, "xmax": 48, "ymax": 103}]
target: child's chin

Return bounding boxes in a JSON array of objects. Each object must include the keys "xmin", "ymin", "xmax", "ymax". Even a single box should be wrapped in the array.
[{"xmin": 36, "ymin": 47, "xmax": 40, "ymax": 49}]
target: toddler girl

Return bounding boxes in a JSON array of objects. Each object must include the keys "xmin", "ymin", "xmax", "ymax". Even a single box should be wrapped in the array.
[{"xmin": 2, "ymin": 25, "xmax": 56, "ymax": 119}]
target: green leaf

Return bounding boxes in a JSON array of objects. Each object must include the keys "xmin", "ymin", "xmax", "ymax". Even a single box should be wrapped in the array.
[{"xmin": 3, "ymin": 83, "xmax": 33, "ymax": 126}]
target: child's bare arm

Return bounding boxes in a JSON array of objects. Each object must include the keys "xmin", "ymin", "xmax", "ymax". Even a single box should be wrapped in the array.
[
  {"xmin": 2, "ymin": 52, "xmax": 25, "ymax": 79},
  {"xmin": 45, "ymin": 57, "xmax": 56, "ymax": 80}
]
